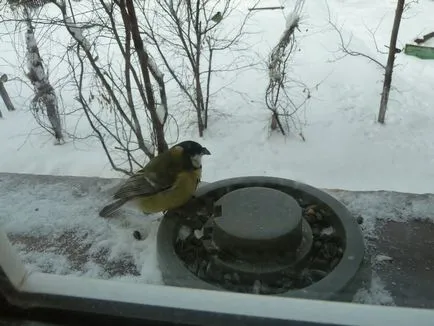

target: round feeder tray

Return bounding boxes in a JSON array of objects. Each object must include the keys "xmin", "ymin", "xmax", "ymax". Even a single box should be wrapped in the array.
[{"xmin": 157, "ymin": 176, "xmax": 367, "ymax": 302}]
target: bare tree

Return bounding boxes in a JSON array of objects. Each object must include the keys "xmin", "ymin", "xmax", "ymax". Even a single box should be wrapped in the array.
[
  {"xmin": 46, "ymin": 0, "xmax": 169, "ymax": 174},
  {"xmin": 139, "ymin": 0, "xmax": 259, "ymax": 137},
  {"xmin": 3, "ymin": 0, "xmax": 64, "ymax": 142},
  {"xmin": 326, "ymin": 2, "xmax": 385, "ymax": 69},
  {"xmin": 265, "ymin": 0, "xmax": 310, "ymax": 140},
  {"xmin": 378, "ymin": 0, "xmax": 405, "ymax": 124},
  {"xmin": 326, "ymin": 0, "xmax": 410, "ymax": 124},
  {"xmin": 123, "ymin": 0, "xmax": 169, "ymax": 154},
  {"xmin": 25, "ymin": 12, "xmax": 64, "ymax": 143}
]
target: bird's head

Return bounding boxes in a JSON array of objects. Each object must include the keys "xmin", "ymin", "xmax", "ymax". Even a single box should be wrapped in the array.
[{"xmin": 174, "ymin": 140, "xmax": 211, "ymax": 169}]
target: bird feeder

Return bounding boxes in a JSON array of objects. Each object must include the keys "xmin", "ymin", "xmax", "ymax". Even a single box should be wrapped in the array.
[
  {"xmin": 404, "ymin": 32, "xmax": 434, "ymax": 60},
  {"xmin": 156, "ymin": 176, "xmax": 369, "ymax": 302}
]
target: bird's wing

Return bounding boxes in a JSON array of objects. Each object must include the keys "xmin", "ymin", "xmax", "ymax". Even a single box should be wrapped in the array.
[{"xmin": 112, "ymin": 150, "xmax": 182, "ymax": 200}]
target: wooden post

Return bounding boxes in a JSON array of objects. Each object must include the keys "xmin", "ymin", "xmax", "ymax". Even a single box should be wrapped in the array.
[{"xmin": 0, "ymin": 74, "xmax": 16, "ymax": 113}]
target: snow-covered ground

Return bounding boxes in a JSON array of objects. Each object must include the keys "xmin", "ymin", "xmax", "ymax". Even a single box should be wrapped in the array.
[
  {"xmin": 0, "ymin": 0, "xmax": 433, "ymax": 193},
  {"xmin": 1, "ymin": 0, "xmax": 434, "ymax": 308}
]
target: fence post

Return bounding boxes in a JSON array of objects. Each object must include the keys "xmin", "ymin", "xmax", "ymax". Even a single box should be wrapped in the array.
[{"xmin": 0, "ymin": 74, "xmax": 16, "ymax": 115}]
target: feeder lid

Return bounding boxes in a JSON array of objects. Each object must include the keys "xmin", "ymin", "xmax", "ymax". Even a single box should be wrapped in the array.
[{"xmin": 212, "ymin": 187, "xmax": 303, "ymax": 253}]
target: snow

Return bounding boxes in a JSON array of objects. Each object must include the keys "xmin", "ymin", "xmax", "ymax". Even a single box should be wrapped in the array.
[
  {"xmin": 156, "ymin": 103, "xmax": 167, "ymax": 125},
  {"xmin": 2, "ymin": 172, "xmax": 425, "ymax": 307},
  {"xmin": 25, "ymin": 30, "xmax": 46, "ymax": 82},
  {"xmin": 375, "ymin": 254, "xmax": 393, "ymax": 262},
  {"xmin": 353, "ymin": 273, "xmax": 395, "ymax": 306},
  {"xmin": 329, "ymin": 189, "xmax": 434, "ymax": 240},
  {"xmin": 285, "ymin": 12, "xmax": 299, "ymax": 30},
  {"xmin": 0, "ymin": 173, "xmax": 163, "ymax": 284},
  {"xmin": 1, "ymin": 0, "xmax": 432, "ymax": 193},
  {"xmin": 424, "ymin": 37, "xmax": 434, "ymax": 47},
  {"xmin": 148, "ymin": 53, "xmax": 165, "ymax": 81},
  {"xmin": 65, "ymin": 16, "xmax": 92, "ymax": 52},
  {"xmin": 0, "ymin": 0, "xmax": 434, "ymax": 310},
  {"xmin": 25, "ymin": 31, "xmax": 38, "ymax": 49}
]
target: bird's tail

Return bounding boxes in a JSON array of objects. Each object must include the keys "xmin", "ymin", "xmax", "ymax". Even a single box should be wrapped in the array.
[{"xmin": 99, "ymin": 198, "xmax": 128, "ymax": 217}]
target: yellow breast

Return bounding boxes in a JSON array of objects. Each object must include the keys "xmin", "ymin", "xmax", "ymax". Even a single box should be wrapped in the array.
[{"xmin": 135, "ymin": 169, "xmax": 201, "ymax": 213}]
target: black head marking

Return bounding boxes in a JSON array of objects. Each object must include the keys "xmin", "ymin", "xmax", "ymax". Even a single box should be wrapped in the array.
[{"xmin": 176, "ymin": 140, "xmax": 211, "ymax": 156}]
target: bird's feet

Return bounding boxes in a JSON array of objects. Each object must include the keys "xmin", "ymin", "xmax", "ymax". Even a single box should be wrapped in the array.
[{"xmin": 168, "ymin": 196, "xmax": 214, "ymax": 229}]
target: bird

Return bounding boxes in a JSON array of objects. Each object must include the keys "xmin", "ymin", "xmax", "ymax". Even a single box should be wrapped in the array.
[
  {"xmin": 99, "ymin": 140, "xmax": 211, "ymax": 217},
  {"xmin": 210, "ymin": 11, "xmax": 223, "ymax": 24}
]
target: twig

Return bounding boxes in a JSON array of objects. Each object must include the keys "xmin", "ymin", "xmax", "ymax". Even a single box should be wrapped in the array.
[
  {"xmin": 248, "ymin": 6, "xmax": 284, "ymax": 11},
  {"xmin": 325, "ymin": 0, "xmax": 386, "ymax": 69}
]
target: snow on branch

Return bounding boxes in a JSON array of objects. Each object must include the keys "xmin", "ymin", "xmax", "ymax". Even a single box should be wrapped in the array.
[
  {"xmin": 25, "ymin": 26, "xmax": 49, "ymax": 95},
  {"xmin": 285, "ymin": 11, "xmax": 299, "ymax": 30},
  {"xmin": 145, "ymin": 47, "xmax": 167, "ymax": 125},
  {"xmin": 25, "ymin": 19, "xmax": 63, "ymax": 142},
  {"xmin": 49, "ymin": 0, "xmax": 92, "ymax": 52},
  {"xmin": 268, "ymin": 4, "xmax": 302, "ymax": 83},
  {"xmin": 64, "ymin": 16, "xmax": 92, "ymax": 52},
  {"xmin": 156, "ymin": 104, "xmax": 166, "ymax": 125},
  {"xmin": 146, "ymin": 48, "xmax": 164, "ymax": 81},
  {"xmin": 265, "ymin": 0, "xmax": 307, "ymax": 139}
]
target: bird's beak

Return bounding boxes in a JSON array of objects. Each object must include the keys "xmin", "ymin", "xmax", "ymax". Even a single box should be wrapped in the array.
[{"xmin": 201, "ymin": 147, "xmax": 211, "ymax": 155}]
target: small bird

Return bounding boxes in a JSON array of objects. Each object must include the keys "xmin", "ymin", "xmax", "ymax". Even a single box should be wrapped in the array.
[
  {"xmin": 99, "ymin": 140, "xmax": 211, "ymax": 217},
  {"xmin": 210, "ymin": 11, "xmax": 223, "ymax": 24}
]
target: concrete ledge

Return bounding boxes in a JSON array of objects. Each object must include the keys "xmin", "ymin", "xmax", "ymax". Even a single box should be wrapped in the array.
[{"xmin": 0, "ymin": 172, "xmax": 433, "ymax": 309}]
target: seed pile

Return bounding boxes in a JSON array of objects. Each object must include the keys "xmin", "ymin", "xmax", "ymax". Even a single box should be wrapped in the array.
[{"xmin": 174, "ymin": 197, "xmax": 345, "ymax": 295}]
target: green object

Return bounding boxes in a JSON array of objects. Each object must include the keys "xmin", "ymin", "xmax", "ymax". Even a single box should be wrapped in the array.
[{"xmin": 404, "ymin": 44, "xmax": 434, "ymax": 60}]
